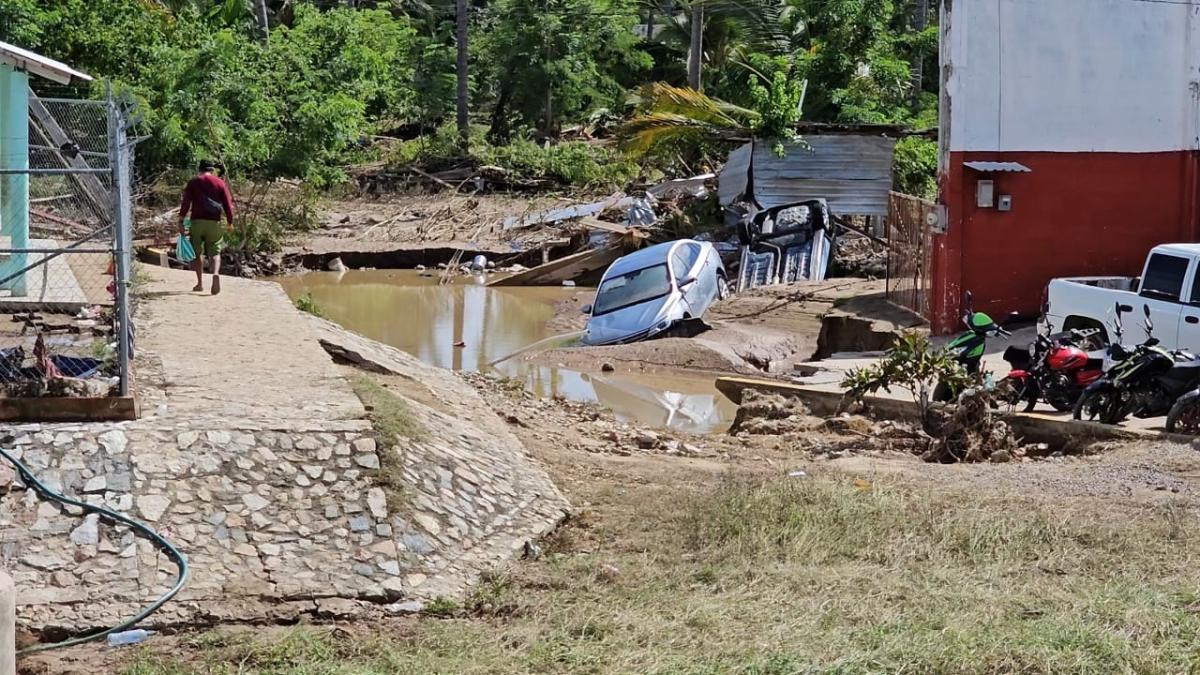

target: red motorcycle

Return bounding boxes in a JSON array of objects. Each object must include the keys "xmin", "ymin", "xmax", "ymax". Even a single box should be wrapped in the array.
[{"xmin": 1001, "ymin": 327, "xmax": 1104, "ymax": 412}]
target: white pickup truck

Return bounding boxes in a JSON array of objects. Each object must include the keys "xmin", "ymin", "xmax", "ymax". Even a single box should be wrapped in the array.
[{"xmin": 1046, "ymin": 243, "xmax": 1200, "ymax": 350}]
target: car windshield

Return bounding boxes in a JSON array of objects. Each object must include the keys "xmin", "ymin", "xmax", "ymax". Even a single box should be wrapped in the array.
[{"xmin": 593, "ymin": 264, "xmax": 671, "ymax": 316}]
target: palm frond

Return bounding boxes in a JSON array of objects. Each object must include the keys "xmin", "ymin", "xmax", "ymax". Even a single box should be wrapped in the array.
[
  {"xmin": 619, "ymin": 83, "xmax": 758, "ymax": 155},
  {"xmin": 627, "ymin": 82, "xmax": 759, "ymax": 127}
]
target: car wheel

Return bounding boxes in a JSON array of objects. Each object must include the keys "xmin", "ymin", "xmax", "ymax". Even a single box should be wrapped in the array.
[{"xmin": 717, "ymin": 274, "xmax": 731, "ymax": 300}]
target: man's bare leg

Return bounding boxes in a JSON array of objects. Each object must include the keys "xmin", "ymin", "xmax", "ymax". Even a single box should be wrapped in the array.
[
  {"xmin": 192, "ymin": 256, "xmax": 204, "ymax": 292},
  {"xmin": 211, "ymin": 253, "xmax": 222, "ymax": 295}
]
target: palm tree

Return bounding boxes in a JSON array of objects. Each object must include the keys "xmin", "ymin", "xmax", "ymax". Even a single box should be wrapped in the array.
[
  {"xmin": 655, "ymin": 0, "xmax": 796, "ymax": 89},
  {"xmin": 687, "ymin": 1, "xmax": 703, "ymax": 89},
  {"xmin": 456, "ymin": 0, "xmax": 469, "ymax": 149}
]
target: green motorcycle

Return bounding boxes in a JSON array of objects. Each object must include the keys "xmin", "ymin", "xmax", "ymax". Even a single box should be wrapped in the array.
[{"xmin": 933, "ymin": 292, "xmax": 1014, "ymax": 402}]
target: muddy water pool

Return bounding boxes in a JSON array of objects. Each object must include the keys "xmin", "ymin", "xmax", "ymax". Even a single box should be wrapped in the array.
[{"xmin": 277, "ymin": 270, "xmax": 736, "ymax": 433}]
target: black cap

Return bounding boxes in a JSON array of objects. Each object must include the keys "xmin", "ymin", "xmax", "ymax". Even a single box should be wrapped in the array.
[{"xmin": 198, "ymin": 159, "xmax": 217, "ymax": 172}]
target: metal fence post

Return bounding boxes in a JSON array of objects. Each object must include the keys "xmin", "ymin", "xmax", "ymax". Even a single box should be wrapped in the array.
[{"xmin": 108, "ymin": 92, "xmax": 133, "ymax": 397}]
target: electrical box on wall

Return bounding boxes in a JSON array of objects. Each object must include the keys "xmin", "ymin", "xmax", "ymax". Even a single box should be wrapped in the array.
[
  {"xmin": 976, "ymin": 180, "xmax": 994, "ymax": 208},
  {"xmin": 998, "ymin": 195, "xmax": 1013, "ymax": 212}
]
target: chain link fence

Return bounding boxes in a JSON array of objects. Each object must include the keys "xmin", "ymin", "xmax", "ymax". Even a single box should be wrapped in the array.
[
  {"xmin": 886, "ymin": 191, "xmax": 934, "ymax": 321},
  {"xmin": 0, "ymin": 91, "xmax": 134, "ymax": 399}
]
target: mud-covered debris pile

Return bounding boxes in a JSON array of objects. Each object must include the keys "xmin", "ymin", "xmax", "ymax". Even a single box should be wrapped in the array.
[
  {"xmin": 924, "ymin": 389, "xmax": 1024, "ymax": 464},
  {"xmin": 727, "ymin": 389, "xmax": 1032, "ymax": 464},
  {"xmin": 729, "ymin": 391, "xmax": 825, "ymax": 435},
  {"xmin": 581, "ymin": 426, "xmax": 719, "ymax": 458},
  {"xmin": 833, "ymin": 233, "xmax": 886, "ymax": 279}
]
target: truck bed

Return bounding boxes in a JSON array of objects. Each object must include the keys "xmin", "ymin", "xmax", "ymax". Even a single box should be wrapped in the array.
[
  {"xmin": 1045, "ymin": 276, "xmax": 1141, "ymax": 339},
  {"xmin": 1053, "ymin": 276, "xmax": 1139, "ymax": 292}
]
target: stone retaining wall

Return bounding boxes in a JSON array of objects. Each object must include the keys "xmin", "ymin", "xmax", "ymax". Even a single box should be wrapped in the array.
[{"xmin": 0, "ymin": 321, "xmax": 568, "ymax": 636}]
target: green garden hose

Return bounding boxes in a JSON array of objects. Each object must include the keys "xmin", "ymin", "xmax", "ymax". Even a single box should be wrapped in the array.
[{"xmin": 0, "ymin": 446, "xmax": 189, "ymax": 654}]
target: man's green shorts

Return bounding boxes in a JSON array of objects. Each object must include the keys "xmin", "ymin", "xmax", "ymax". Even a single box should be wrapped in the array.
[{"xmin": 189, "ymin": 218, "xmax": 225, "ymax": 257}]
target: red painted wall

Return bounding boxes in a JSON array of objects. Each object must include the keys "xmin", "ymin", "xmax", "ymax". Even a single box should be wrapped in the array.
[{"xmin": 931, "ymin": 151, "xmax": 1200, "ymax": 333}]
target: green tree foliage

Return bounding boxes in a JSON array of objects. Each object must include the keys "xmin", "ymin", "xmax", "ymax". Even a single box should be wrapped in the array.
[
  {"xmin": 841, "ymin": 333, "xmax": 970, "ymax": 422},
  {"xmin": 478, "ymin": 0, "xmax": 651, "ymax": 138},
  {"xmin": 0, "ymin": 0, "xmax": 940, "ymax": 194}
]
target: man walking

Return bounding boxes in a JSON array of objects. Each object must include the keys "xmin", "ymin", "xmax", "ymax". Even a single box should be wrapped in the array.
[{"xmin": 178, "ymin": 160, "xmax": 235, "ymax": 294}]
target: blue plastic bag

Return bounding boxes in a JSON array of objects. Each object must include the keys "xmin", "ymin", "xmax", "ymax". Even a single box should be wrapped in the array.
[{"xmin": 176, "ymin": 233, "xmax": 196, "ymax": 264}]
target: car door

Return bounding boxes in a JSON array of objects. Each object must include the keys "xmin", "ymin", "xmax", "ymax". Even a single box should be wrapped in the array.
[
  {"xmin": 669, "ymin": 244, "xmax": 699, "ymax": 316},
  {"xmin": 680, "ymin": 242, "xmax": 716, "ymax": 307},
  {"xmin": 1136, "ymin": 252, "xmax": 1190, "ymax": 347},
  {"xmin": 1178, "ymin": 260, "xmax": 1200, "ymax": 351}
]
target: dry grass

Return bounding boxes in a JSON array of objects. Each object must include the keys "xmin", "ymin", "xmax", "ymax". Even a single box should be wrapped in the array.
[
  {"xmin": 120, "ymin": 470, "xmax": 1200, "ymax": 674},
  {"xmin": 348, "ymin": 374, "xmax": 423, "ymax": 512}
]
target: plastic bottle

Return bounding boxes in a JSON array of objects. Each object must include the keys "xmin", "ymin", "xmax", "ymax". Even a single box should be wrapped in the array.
[{"xmin": 107, "ymin": 629, "xmax": 150, "ymax": 647}]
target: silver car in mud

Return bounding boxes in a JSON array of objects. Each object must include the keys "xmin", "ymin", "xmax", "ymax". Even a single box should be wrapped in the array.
[{"xmin": 581, "ymin": 239, "xmax": 729, "ymax": 346}]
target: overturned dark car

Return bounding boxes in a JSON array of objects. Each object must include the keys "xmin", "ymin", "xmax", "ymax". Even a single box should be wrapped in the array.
[{"xmin": 729, "ymin": 198, "xmax": 835, "ymax": 291}]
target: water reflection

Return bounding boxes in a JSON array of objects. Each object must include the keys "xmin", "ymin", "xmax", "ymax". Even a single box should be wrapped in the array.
[{"xmin": 278, "ymin": 270, "xmax": 736, "ymax": 433}]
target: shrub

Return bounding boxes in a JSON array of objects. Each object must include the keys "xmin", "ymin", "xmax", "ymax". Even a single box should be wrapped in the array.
[{"xmin": 293, "ymin": 293, "xmax": 322, "ymax": 317}]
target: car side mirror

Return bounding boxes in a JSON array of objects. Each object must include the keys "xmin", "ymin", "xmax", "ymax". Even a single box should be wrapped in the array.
[{"xmin": 580, "ymin": 304, "xmax": 593, "ymax": 315}]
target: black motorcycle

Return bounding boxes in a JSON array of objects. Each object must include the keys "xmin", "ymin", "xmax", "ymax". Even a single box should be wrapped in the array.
[{"xmin": 1073, "ymin": 304, "xmax": 1200, "ymax": 425}]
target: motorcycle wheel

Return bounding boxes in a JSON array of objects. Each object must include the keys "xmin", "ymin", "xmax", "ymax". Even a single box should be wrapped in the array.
[
  {"xmin": 1073, "ymin": 387, "xmax": 1124, "ymax": 424},
  {"xmin": 1166, "ymin": 398, "xmax": 1200, "ymax": 435},
  {"xmin": 1046, "ymin": 390, "xmax": 1076, "ymax": 413}
]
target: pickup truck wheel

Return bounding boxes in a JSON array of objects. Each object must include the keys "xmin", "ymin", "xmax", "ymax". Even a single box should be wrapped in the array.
[{"xmin": 1167, "ymin": 397, "xmax": 1200, "ymax": 435}]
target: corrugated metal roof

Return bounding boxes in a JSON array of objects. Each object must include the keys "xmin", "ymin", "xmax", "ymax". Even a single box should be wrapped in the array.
[
  {"xmin": 963, "ymin": 161, "xmax": 1031, "ymax": 173},
  {"xmin": 0, "ymin": 41, "xmax": 91, "ymax": 85},
  {"xmin": 719, "ymin": 135, "xmax": 897, "ymax": 217}
]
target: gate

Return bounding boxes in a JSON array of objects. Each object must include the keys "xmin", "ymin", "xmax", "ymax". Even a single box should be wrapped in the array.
[{"xmin": 885, "ymin": 191, "xmax": 934, "ymax": 320}]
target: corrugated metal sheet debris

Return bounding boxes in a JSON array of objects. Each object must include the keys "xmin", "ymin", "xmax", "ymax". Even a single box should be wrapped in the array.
[
  {"xmin": 962, "ymin": 161, "xmax": 1032, "ymax": 173},
  {"xmin": 718, "ymin": 143, "xmax": 752, "ymax": 206},
  {"xmin": 718, "ymin": 135, "xmax": 897, "ymax": 217}
]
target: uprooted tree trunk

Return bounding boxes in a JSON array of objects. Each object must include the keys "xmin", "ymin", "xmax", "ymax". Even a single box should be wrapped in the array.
[{"xmin": 922, "ymin": 388, "xmax": 1022, "ymax": 463}]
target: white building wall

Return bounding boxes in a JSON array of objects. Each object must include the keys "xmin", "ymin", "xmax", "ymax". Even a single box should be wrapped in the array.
[{"xmin": 944, "ymin": 0, "xmax": 1200, "ymax": 153}]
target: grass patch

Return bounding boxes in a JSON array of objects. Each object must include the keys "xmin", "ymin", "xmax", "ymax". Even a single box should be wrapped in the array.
[
  {"xmin": 293, "ymin": 292, "xmax": 323, "ymax": 317},
  {"xmin": 423, "ymin": 597, "xmax": 461, "ymax": 617},
  {"xmin": 119, "ymin": 472, "xmax": 1200, "ymax": 674},
  {"xmin": 349, "ymin": 374, "xmax": 424, "ymax": 512}
]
